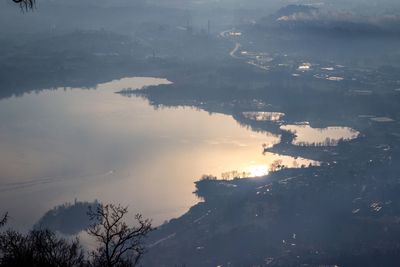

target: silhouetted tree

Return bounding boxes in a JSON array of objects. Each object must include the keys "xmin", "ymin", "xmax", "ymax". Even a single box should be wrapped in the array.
[
  {"xmin": 0, "ymin": 213, "xmax": 7, "ymax": 228},
  {"xmin": 0, "ymin": 204, "xmax": 152, "ymax": 266},
  {"xmin": 0, "ymin": 229, "xmax": 85, "ymax": 267},
  {"xmin": 12, "ymin": 0, "xmax": 35, "ymax": 10},
  {"xmin": 87, "ymin": 204, "xmax": 153, "ymax": 267}
]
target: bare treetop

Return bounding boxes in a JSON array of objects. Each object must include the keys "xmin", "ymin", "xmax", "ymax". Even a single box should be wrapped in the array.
[
  {"xmin": 12, "ymin": 0, "xmax": 35, "ymax": 10},
  {"xmin": 87, "ymin": 204, "xmax": 153, "ymax": 267},
  {"xmin": 0, "ymin": 213, "xmax": 7, "ymax": 228}
]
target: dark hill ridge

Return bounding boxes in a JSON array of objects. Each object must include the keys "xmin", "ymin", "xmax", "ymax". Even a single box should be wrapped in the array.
[
  {"xmin": 257, "ymin": 4, "xmax": 399, "ymax": 37},
  {"xmin": 271, "ymin": 4, "xmax": 318, "ymax": 20},
  {"xmin": 35, "ymin": 201, "xmax": 100, "ymax": 235}
]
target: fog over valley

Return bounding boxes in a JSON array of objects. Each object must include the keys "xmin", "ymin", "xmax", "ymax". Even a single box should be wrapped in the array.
[{"xmin": 1, "ymin": 0, "xmax": 400, "ymax": 266}]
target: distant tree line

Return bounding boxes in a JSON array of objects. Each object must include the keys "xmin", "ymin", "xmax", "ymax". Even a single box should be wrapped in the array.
[{"xmin": 0, "ymin": 204, "xmax": 153, "ymax": 267}]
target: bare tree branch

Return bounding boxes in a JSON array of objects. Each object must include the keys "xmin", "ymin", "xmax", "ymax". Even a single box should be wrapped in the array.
[
  {"xmin": 0, "ymin": 213, "xmax": 8, "ymax": 228},
  {"xmin": 87, "ymin": 203, "xmax": 154, "ymax": 267},
  {"xmin": 0, "ymin": 228, "xmax": 85, "ymax": 266},
  {"xmin": 12, "ymin": 0, "xmax": 35, "ymax": 11}
]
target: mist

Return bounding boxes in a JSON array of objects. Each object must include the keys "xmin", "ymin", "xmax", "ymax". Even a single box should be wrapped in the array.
[{"xmin": 1, "ymin": 0, "xmax": 400, "ymax": 266}]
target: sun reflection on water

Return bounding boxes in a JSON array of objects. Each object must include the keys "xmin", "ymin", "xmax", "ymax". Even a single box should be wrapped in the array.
[{"xmin": 246, "ymin": 165, "xmax": 269, "ymax": 177}]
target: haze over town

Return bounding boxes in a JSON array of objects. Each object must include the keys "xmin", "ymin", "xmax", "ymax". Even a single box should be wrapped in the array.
[{"xmin": 1, "ymin": 0, "xmax": 400, "ymax": 266}]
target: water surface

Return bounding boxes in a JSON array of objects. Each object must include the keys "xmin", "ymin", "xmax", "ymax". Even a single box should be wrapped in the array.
[
  {"xmin": 0, "ymin": 77, "xmax": 315, "ymax": 229},
  {"xmin": 280, "ymin": 123, "xmax": 360, "ymax": 146}
]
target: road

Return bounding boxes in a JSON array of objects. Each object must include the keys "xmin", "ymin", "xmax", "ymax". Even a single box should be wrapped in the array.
[{"xmin": 229, "ymin": 43, "xmax": 241, "ymax": 59}]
